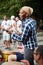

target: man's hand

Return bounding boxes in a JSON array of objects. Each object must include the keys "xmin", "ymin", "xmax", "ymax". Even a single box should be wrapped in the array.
[
  {"xmin": 6, "ymin": 29, "xmax": 12, "ymax": 34},
  {"xmin": 21, "ymin": 60, "xmax": 30, "ymax": 65},
  {"xmin": 17, "ymin": 46, "xmax": 23, "ymax": 49}
]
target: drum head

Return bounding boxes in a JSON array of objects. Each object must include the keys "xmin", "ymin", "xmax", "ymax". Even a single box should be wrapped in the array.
[
  {"xmin": 2, "ymin": 50, "xmax": 13, "ymax": 54},
  {"xmin": 2, "ymin": 61, "xmax": 23, "ymax": 65}
]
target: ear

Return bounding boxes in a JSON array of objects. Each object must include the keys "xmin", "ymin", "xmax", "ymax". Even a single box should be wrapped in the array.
[{"xmin": 26, "ymin": 14, "xmax": 29, "ymax": 17}]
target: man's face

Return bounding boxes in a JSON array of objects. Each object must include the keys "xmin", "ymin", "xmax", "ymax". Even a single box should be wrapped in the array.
[
  {"xmin": 33, "ymin": 48, "xmax": 39, "ymax": 63},
  {"xmin": 19, "ymin": 9, "xmax": 26, "ymax": 20},
  {"xmin": 4, "ymin": 16, "xmax": 7, "ymax": 21},
  {"xmin": 16, "ymin": 17, "xmax": 19, "ymax": 22}
]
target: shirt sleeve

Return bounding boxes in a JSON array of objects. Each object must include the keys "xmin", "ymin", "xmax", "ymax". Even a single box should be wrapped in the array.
[{"xmin": 12, "ymin": 24, "xmax": 31, "ymax": 42}]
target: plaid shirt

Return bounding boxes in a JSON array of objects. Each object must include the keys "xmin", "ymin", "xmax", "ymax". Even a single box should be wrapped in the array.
[{"xmin": 12, "ymin": 18, "xmax": 37, "ymax": 50}]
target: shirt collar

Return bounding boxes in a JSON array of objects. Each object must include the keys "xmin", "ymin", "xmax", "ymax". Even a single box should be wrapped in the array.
[{"xmin": 22, "ymin": 17, "xmax": 32, "ymax": 24}]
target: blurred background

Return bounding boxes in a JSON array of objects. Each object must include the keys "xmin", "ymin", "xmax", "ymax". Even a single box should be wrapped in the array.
[{"xmin": 0, "ymin": 0, "xmax": 43, "ymax": 50}]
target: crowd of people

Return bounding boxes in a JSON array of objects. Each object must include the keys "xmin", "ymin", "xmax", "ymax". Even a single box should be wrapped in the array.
[
  {"xmin": 0, "ymin": 15, "xmax": 22, "ymax": 49},
  {"xmin": 0, "ymin": 6, "xmax": 43, "ymax": 65}
]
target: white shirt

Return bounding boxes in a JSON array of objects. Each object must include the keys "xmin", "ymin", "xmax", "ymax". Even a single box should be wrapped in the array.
[
  {"xmin": 1, "ymin": 20, "xmax": 10, "ymax": 30},
  {"xmin": 10, "ymin": 20, "xmax": 16, "ymax": 26},
  {"xmin": 17, "ymin": 20, "xmax": 22, "ymax": 33},
  {"xmin": 17, "ymin": 20, "xmax": 22, "ymax": 27},
  {"xmin": 9, "ymin": 20, "xmax": 17, "ymax": 34}
]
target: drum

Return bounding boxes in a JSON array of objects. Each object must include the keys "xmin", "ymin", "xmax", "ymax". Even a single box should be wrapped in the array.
[
  {"xmin": 2, "ymin": 50, "xmax": 13, "ymax": 61},
  {"xmin": 2, "ymin": 61, "xmax": 24, "ymax": 65}
]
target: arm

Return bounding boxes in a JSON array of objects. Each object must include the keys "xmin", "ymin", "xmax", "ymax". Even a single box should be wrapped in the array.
[
  {"xmin": 21, "ymin": 60, "xmax": 30, "ymax": 65},
  {"xmin": 17, "ymin": 25, "xmax": 22, "ymax": 35},
  {"xmin": 17, "ymin": 46, "xmax": 23, "ymax": 49},
  {"xmin": 12, "ymin": 24, "xmax": 30, "ymax": 42},
  {"xmin": 17, "ymin": 44, "xmax": 24, "ymax": 53}
]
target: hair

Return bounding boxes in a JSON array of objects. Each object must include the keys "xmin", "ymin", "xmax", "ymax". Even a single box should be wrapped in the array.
[{"xmin": 36, "ymin": 45, "xmax": 43, "ymax": 59}]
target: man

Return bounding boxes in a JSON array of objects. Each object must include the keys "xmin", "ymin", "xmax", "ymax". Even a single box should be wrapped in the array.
[
  {"xmin": 33, "ymin": 45, "xmax": 43, "ymax": 65},
  {"xmin": 16, "ymin": 17, "xmax": 22, "ymax": 35},
  {"xmin": 12, "ymin": 6, "xmax": 37, "ymax": 65},
  {"xmin": 21, "ymin": 45, "xmax": 43, "ymax": 65},
  {"xmin": 9, "ymin": 15, "xmax": 16, "ymax": 43},
  {"xmin": 1, "ymin": 15, "xmax": 11, "ymax": 49},
  {"xmin": 10, "ymin": 15, "xmax": 16, "ymax": 27}
]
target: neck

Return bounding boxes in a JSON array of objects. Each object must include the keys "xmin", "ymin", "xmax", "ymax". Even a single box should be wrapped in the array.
[
  {"xmin": 26, "ymin": 17, "xmax": 29, "ymax": 19},
  {"xmin": 5, "ymin": 19, "xmax": 7, "ymax": 21}
]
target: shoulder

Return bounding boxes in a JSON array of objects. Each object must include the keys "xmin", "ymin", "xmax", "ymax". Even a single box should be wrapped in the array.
[
  {"xmin": 1, "ymin": 20, "xmax": 5, "ymax": 24},
  {"xmin": 27, "ymin": 18, "xmax": 36, "ymax": 25},
  {"xmin": 25, "ymin": 18, "xmax": 35, "ymax": 29}
]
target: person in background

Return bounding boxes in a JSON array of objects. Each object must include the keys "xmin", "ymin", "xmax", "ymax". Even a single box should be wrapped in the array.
[
  {"xmin": 8, "ymin": 15, "xmax": 16, "ymax": 43},
  {"xmin": 1, "ymin": 15, "xmax": 11, "ymax": 49},
  {"xmin": 21, "ymin": 45, "xmax": 43, "ymax": 65},
  {"xmin": 10, "ymin": 15, "xmax": 16, "ymax": 27},
  {"xmin": 10, "ymin": 15, "xmax": 17, "ymax": 34},
  {"xmin": 33, "ymin": 45, "xmax": 43, "ymax": 65},
  {"xmin": 16, "ymin": 17, "xmax": 22, "ymax": 35},
  {"xmin": 12, "ymin": 6, "xmax": 37, "ymax": 65}
]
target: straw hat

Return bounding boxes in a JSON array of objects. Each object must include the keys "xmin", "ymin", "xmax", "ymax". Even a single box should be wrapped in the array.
[{"xmin": 20, "ymin": 6, "xmax": 33, "ymax": 16}]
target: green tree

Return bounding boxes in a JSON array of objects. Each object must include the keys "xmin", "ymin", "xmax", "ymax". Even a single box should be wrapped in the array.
[{"xmin": 0, "ymin": 0, "xmax": 43, "ymax": 21}]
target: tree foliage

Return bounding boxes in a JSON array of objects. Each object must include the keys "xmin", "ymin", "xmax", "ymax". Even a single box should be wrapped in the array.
[{"xmin": 0, "ymin": 0, "xmax": 43, "ymax": 20}]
